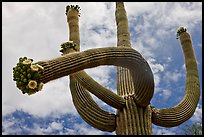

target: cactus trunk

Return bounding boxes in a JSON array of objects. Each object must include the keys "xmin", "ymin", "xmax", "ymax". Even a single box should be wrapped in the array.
[{"xmin": 115, "ymin": 2, "xmax": 153, "ymax": 135}]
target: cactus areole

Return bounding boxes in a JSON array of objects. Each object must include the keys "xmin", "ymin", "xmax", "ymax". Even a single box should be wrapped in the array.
[{"xmin": 13, "ymin": 2, "xmax": 200, "ymax": 135}]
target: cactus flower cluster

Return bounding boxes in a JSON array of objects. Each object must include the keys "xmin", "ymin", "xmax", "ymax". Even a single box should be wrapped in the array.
[
  {"xmin": 176, "ymin": 26, "xmax": 187, "ymax": 39},
  {"xmin": 13, "ymin": 57, "xmax": 44, "ymax": 95},
  {"xmin": 59, "ymin": 41, "xmax": 77, "ymax": 54}
]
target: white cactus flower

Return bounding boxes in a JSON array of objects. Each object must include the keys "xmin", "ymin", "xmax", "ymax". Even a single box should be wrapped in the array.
[
  {"xmin": 36, "ymin": 64, "xmax": 44, "ymax": 71},
  {"xmin": 28, "ymin": 80, "xmax": 37, "ymax": 89},
  {"xmin": 22, "ymin": 59, "xmax": 32, "ymax": 65},
  {"xmin": 31, "ymin": 64, "xmax": 39, "ymax": 71}
]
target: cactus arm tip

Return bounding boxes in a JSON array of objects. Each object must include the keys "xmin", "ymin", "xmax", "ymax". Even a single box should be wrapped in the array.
[
  {"xmin": 65, "ymin": 5, "xmax": 81, "ymax": 16},
  {"xmin": 13, "ymin": 57, "xmax": 44, "ymax": 95},
  {"xmin": 176, "ymin": 26, "xmax": 187, "ymax": 39}
]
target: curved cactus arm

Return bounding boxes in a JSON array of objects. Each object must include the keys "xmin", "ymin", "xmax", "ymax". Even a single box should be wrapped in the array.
[
  {"xmin": 73, "ymin": 71, "xmax": 126, "ymax": 109},
  {"xmin": 70, "ymin": 75, "xmax": 116, "ymax": 132},
  {"xmin": 14, "ymin": 47, "xmax": 154, "ymax": 107},
  {"xmin": 37, "ymin": 47, "xmax": 154, "ymax": 107},
  {"xmin": 151, "ymin": 28, "xmax": 200, "ymax": 127}
]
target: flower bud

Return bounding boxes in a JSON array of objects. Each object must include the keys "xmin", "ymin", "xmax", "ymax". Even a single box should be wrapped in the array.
[{"xmin": 27, "ymin": 73, "xmax": 31, "ymax": 79}]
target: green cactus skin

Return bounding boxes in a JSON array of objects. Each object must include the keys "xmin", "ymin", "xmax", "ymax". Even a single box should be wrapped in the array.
[
  {"xmin": 151, "ymin": 31, "xmax": 200, "ymax": 127},
  {"xmin": 73, "ymin": 71, "xmax": 126, "ymax": 109},
  {"xmin": 66, "ymin": 5, "xmax": 80, "ymax": 51},
  {"xmin": 35, "ymin": 47, "xmax": 154, "ymax": 107}
]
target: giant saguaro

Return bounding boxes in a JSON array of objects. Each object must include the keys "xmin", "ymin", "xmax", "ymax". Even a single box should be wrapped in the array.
[{"xmin": 13, "ymin": 2, "xmax": 200, "ymax": 135}]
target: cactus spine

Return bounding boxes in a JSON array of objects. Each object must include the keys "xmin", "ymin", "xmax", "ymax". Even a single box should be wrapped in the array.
[{"xmin": 12, "ymin": 2, "xmax": 200, "ymax": 135}]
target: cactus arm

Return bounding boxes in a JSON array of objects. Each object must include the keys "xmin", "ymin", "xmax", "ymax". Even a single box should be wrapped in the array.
[
  {"xmin": 152, "ymin": 29, "xmax": 200, "ymax": 127},
  {"xmin": 74, "ymin": 71, "xmax": 126, "ymax": 109},
  {"xmin": 34, "ymin": 47, "xmax": 153, "ymax": 93},
  {"xmin": 70, "ymin": 75, "xmax": 116, "ymax": 132},
  {"xmin": 115, "ymin": 2, "xmax": 131, "ymax": 47},
  {"xmin": 66, "ymin": 5, "xmax": 80, "ymax": 50},
  {"xmin": 13, "ymin": 47, "xmax": 154, "ymax": 107},
  {"xmin": 35, "ymin": 47, "xmax": 154, "ymax": 103},
  {"xmin": 65, "ymin": 5, "xmax": 125, "ymax": 109},
  {"xmin": 66, "ymin": 6, "xmax": 116, "ymax": 130}
]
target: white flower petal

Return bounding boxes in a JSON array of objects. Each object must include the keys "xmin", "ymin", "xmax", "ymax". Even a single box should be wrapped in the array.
[
  {"xmin": 36, "ymin": 64, "xmax": 44, "ymax": 71},
  {"xmin": 22, "ymin": 59, "xmax": 32, "ymax": 65},
  {"xmin": 28, "ymin": 80, "xmax": 37, "ymax": 89},
  {"xmin": 31, "ymin": 64, "xmax": 39, "ymax": 71}
]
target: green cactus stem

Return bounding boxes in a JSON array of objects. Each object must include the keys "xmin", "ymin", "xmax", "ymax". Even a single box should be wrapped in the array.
[
  {"xmin": 23, "ymin": 47, "xmax": 154, "ymax": 107},
  {"xmin": 70, "ymin": 75, "xmax": 116, "ymax": 131},
  {"xmin": 66, "ymin": 5, "xmax": 80, "ymax": 51},
  {"xmin": 73, "ymin": 71, "xmax": 126, "ymax": 109},
  {"xmin": 151, "ymin": 30, "xmax": 200, "ymax": 127}
]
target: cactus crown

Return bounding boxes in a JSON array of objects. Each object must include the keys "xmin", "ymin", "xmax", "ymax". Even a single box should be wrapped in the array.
[
  {"xmin": 65, "ymin": 5, "xmax": 81, "ymax": 16},
  {"xmin": 176, "ymin": 26, "xmax": 187, "ymax": 39},
  {"xmin": 13, "ymin": 57, "xmax": 44, "ymax": 95},
  {"xmin": 59, "ymin": 41, "xmax": 77, "ymax": 54}
]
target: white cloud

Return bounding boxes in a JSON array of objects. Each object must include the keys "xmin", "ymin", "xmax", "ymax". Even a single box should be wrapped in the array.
[
  {"xmin": 167, "ymin": 57, "xmax": 172, "ymax": 62},
  {"xmin": 2, "ymin": 77, "xmax": 78, "ymax": 117},
  {"xmin": 85, "ymin": 66, "xmax": 116, "ymax": 87},
  {"xmin": 153, "ymin": 128, "xmax": 176, "ymax": 135},
  {"xmin": 159, "ymin": 89, "xmax": 172, "ymax": 100},
  {"xmin": 43, "ymin": 122, "xmax": 63, "ymax": 133},
  {"xmin": 146, "ymin": 57, "xmax": 165, "ymax": 88},
  {"xmin": 164, "ymin": 70, "xmax": 183, "ymax": 82},
  {"xmin": 189, "ymin": 104, "xmax": 202, "ymax": 123},
  {"xmin": 73, "ymin": 123, "xmax": 105, "ymax": 135}
]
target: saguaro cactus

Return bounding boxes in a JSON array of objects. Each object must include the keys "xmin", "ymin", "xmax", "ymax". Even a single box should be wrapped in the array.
[{"xmin": 13, "ymin": 2, "xmax": 200, "ymax": 135}]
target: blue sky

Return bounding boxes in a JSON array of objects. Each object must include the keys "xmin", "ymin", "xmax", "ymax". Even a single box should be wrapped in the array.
[{"xmin": 2, "ymin": 2, "xmax": 202, "ymax": 135}]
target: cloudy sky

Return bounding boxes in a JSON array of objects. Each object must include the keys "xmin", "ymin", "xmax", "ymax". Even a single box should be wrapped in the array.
[{"xmin": 2, "ymin": 2, "xmax": 202, "ymax": 135}]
